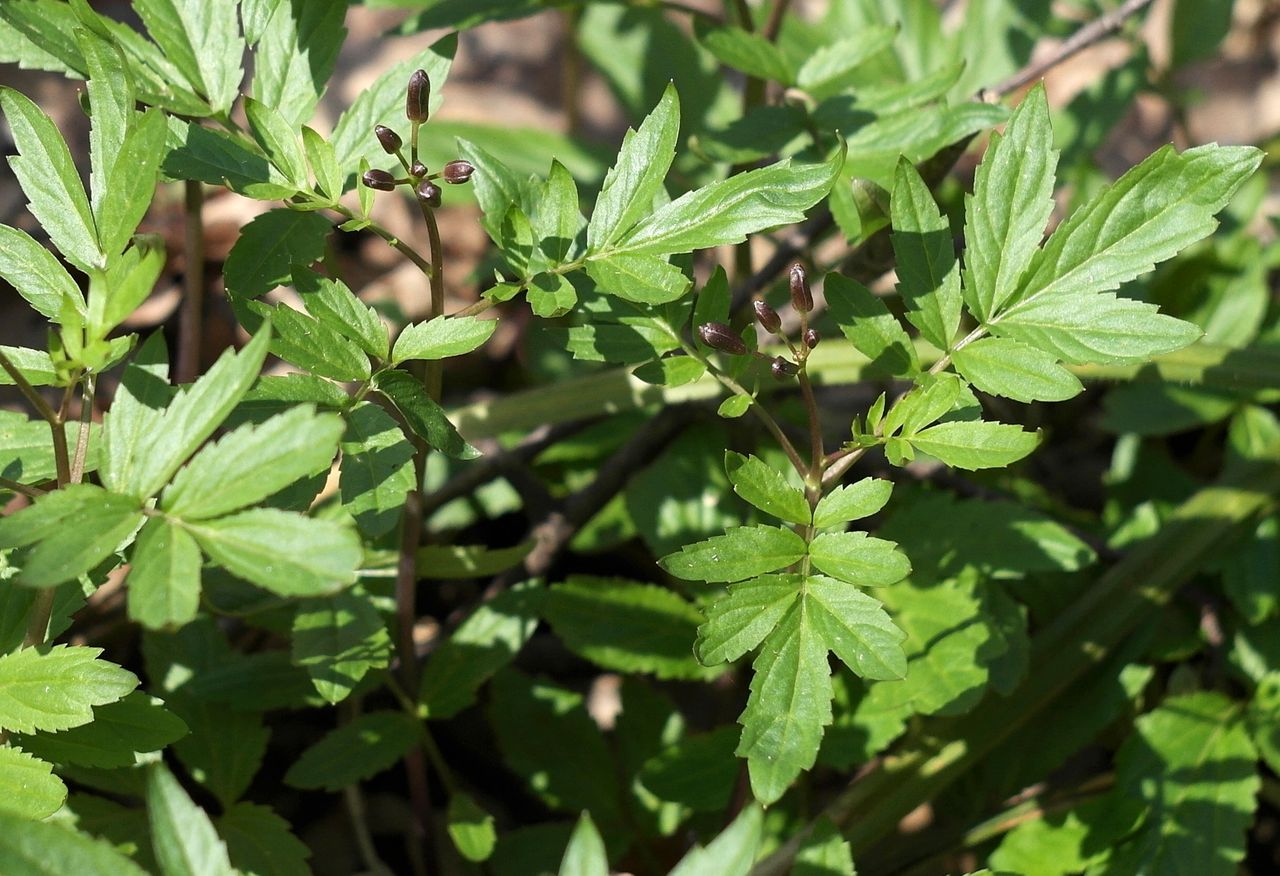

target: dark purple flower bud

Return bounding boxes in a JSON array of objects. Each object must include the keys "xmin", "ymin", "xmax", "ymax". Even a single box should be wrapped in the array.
[
  {"xmin": 771, "ymin": 356, "xmax": 799, "ymax": 380},
  {"xmin": 362, "ymin": 169, "xmax": 396, "ymax": 191},
  {"xmin": 416, "ymin": 180, "xmax": 442, "ymax": 208},
  {"xmin": 789, "ymin": 263, "xmax": 812, "ymax": 313},
  {"xmin": 804, "ymin": 329, "xmax": 820, "ymax": 349},
  {"xmin": 753, "ymin": 297, "xmax": 781, "ymax": 334},
  {"xmin": 442, "ymin": 159, "xmax": 475, "ymax": 184},
  {"xmin": 411, "ymin": 160, "xmax": 428, "ymax": 179},
  {"xmin": 375, "ymin": 125, "xmax": 402, "ymax": 154},
  {"xmin": 698, "ymin": 322, "xmax": 747, "ymax": 356},
  {"xmin": 406, "ymin": 69, "xmax": 431, "ymax": 122}
]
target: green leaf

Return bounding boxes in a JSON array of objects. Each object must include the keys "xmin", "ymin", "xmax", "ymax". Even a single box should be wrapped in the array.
[
  {"xmin": 217, "ymin": 802, "xmax": 312, "ymax": 876},
  {"xmin": 448, "ymin": 793, "xmax": 497, "ymax": 863},
  {"xmin": 529, "ymin": 159, "xmax": 585, "ymax": 271},
  {"xmin": 588, "ymin": 83, "xmax": 680, "ymax": 252},
  {"xmin": 163, "ymin": 121, "xmax": 292, "ymax": 196},
  {"xmin": 805, "ymin": 575, "xmax": 907, "ymax": 679},
  {"xmin": 795, "ymin": 28, "xmax": 897, "ymax": 100},
  {"xmin": 146, "ymin": 761, "xmax": 237, "ymax": 876},
  {"xmin": 724, "ymin": 452, "xmax": 810, "ymax": 525},
  {"xmin": 253, "ymin": 0, "xmax": 345, "ymax": 126},
  {"xmin": 243, "ymin": 96, "xmax": 307, "ymax": 187},
  {"xmin": 12, "ymin": 691, "xmax": 188, "ymax": 769},
  {"xmin": 374, "ymin": 368, "xmax": 479, "ymax": 460},
  {"xmin": 284, "ymin": 711, "xmax": 421, "ymax": 791},
  {"xmin": 963, "ymin": 84, "xmax": 1058, "ymax": 322},
  {"xmin": 558, "ymin": 813, "xmax": 607, "ymax": 876},
  {"xmin": 793, "ymin": 818, "xmax": 855, "ymax": 876},
  {"xmin": 102, "ymin": 328, "xmax": 271, "ymax": 500},
  {"xmin": 330, "ymin": 35, "xmax": 456, "ymax": 173},
  {"xmin": 302, "ymin": 126, "xmax": 341, "ymax": 202},
  {"xmin": 0, "ymin": 483, "xmax": 142, "ymax": 588},
  {"xmin": 737, "ymin": 595, "xmax": 831, "ymax": 804},
  {"xmin": 0, "ymin": 746, "xmax": 65, "ymax": 819},
  {"xmin": 339, "ymin": 401, "xmax": 415, "ymax": 538},
  {"xmin": 0, "ymin": 86, "xmax": 101, "ymax": 272},
  {"xmin": 808, "ymin": 531, "xmax": 911, "ymax": 587},
  {"xmin": 1104, "ymin": 692, "xmax": 1258, "ymax": 875},
  {"xmin": 416, "ymin": 542, "xmax": 533, "ymax": 579},
  {"xmin": 695, "ymin": 21, "xmax": 793, "ymax": 83},
  {"xmin": 695, "ymin": 574, "xmax": 801, "ymax": 666},
  {"xmin": 717, "ymin": 394, "xmax": 752, "ymax": 419},
  {"xmin": 456, "ymin": 138, "xmax": 525, "ymax": 242},
  {"xmin": 906, "ymin": 420, "xmax": 1039, "ymax": 470},
  {"xmin": 186, "ymin": 509, "xmax": 360, "ymax": 598},
  {"xmin": 584, "ymin": 252, "xmax": 692, "ymax": 305},
  {"xmin": 951, "ymin": 336, "xmax": 1083, "ymax": 402},
  {"xmin": 162, "ymin": 405, "xmax": 342, "ymax": 520},
  {"xmin": 133, "ymin": 0, "xmax": 241, "ymax": 114},
  {"xmin": 988, "ymin": 291, "xmax": 1203, "ymax": 366},
  {"xmin": 667, "ymin": 803, "xmax": 762, "ymax": 876},
  {"xmin": 0, "ymin": 811, "xmax": 148, "ymax": 875},
  {"xmin": 813, "ymin": 477, "xmax": 893, "ymax": 529},
  {"xmin": 528, "ymin": 272, "xmax": 579, "ymax": 317},
  {"xmin": 639, "ymin": 726, "xmax": 738, "ymax": 813},
  {"xmin": 0, "ymin": 644, "xmax": 137, "ymax": 734},
  {"xmin": 245, "ymin": 299, "xmax": 371, "ymax": 381},
  {"xmin": 393, "ymin": 315, "xmax": 497, "ymax": 363},
  {"xmin": 823, "ymin": 271, "xmax": 918, "ymax": 377},
  {"xmin": 610, "ymin": 146, "xmax": 843, "ymax": 257},
  {"xmin": 0, "ymin": 224, "xmax": 83, "ymax": 321},
  {"xmin": 543, "ymin": 577, "xmax": 716, "ymax": 681},
  {"xmin": 223, "ymin": 209, "xmax": 331, "ymax": 298},
  {"xmin": 418, "ymin": 582, "xmax": 543, "ymax": 719},
  {"xmin": 291, "ymin": 590, "xmax": 392, "ymax": 704},
  {"xmin": 126, "ymin": 517, "xmax": 203, "ymax": 629},
  {"xmin": 890, "ymin": 156, "xmax": 961, "ymax": 350},
  {"xmin": 97, "ymin": 108, "xmax": 167, "ymax": 258},
  {"xmin": 90, "ymin": 236, "xmax": 166, "ymax": 337},
  {"xmin": 171, "ymin": 699, "xmax": 269, "ymax": 807},
  {"xmin": 659, "ymin": 525, "xmax": 807, "ymax": 583},
  {"xmin": 0, "ymin": 345, "xmax": 60, "ymax": 387},
  {"xmin": 292, "ymin": 269, "xmax": 389, "ymax": 360}
]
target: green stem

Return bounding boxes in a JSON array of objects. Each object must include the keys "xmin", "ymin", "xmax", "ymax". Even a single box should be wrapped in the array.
[
  {"xmin": 69, "ymin": 375, "xmax": 95, "ymax": 485},
  {"xmin": 329, "ymin": 203, "xmax": 435, "ymax": 278}
]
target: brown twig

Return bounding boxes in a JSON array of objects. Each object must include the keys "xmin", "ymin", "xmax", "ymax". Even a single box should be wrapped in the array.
[{"xmin": 176, "ymin": 180, "xmax": 205, "ymax": 383}]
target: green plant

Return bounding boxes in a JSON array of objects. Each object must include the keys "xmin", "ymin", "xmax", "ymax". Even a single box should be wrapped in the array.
[{"xmin": 0, "ymin": 1, "xmax": 1277, "ymax": 874}]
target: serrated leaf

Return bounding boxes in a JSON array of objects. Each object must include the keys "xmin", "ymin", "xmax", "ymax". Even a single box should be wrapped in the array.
[
  {"xmin": 813, "ymin": 477, "xmax": 893, "ymax": 529},
  {"xmin": 530, "ymin": 159, "xmax": 585, "ymax": 271},
  {"xmin": 0, "ymin": 644, "xmax": 137, "ymax": 734},
  {"xmin": 951, "ymin": 336, "xmax": 1083, "ymax": 402},
  {"xmin": 243, "ymin": 96, "xmax": 306, "ymax": 187},
  {"xmin": 611, "ymin": 146, "xmax": 843, "ymax": 257},
  {"xmin": 448, "ymin": 793, "xmax": 497, "ymax": 863},
  {"xmin": 667, "ymin": 803, "xmax": 762, "ymax": 876},
  {"xmin": 808, "ymin": 531, "xmax": 911, "ymax": 587},
  {"xmin": 0, "ymin": 483, "xmax": 142, "ymax": 588},
  {"xmin": 0, "ymin": 224, "xmax": 84, "ymax": 321},
  {"xmin": 292, "ymin": 590, "xmax": 392, "ymax": 704},
  {"xmin": 588, "ymin": 83, "xmax": 679, "ymax": 252},
  {"xmin": 217, "ymin": 802, "xmax": 312, "ymax": 876},
  {"xmin": 724, "ymin": 452, "xmax": 810, "ymax": 525},
  {"xmin": 696, "ymin": 21, "xmax": 792, "ymax": 83},
  {"xmin": 393, "ymin": 315, "xmax": 497, "ymax": 363},
  {"xmin": 793, "ymin": 818, "xmax": 855, "ymax": 875},
  {"xmin": 558, "ymin": 812, "xmax": 607, "ymax": 876},
  {"xmin": 696, "ymin": 574, "xmax": 800, "ymax": 666},
  {"xmin": 374, "ymin": 368, "xmax": 479, "ymax": 459},
  {"xmin": 906, "ymin": 420, "xmax": 1039, "ymax": 470},
  {"xmin": 963, "ymin": 84, "xmax": 1058, "ymax": 322},
  {"xmin": 639, "ymin": 726, "xmax": 739, "ymax": 813},
  {"xmin": 284, "ymin": 711, "xmax": 420, "ymax": 791},
  {"xmin": 186, "ymin": 509, "xmax": 360, "ymax": 597},
  {"xmin": 147, "ymin": 761, "xmax": 237, "ymax": 876},
  {"xmin": 419, "ymin": 582, "xmax": 543, "ymax": 719},
  {"xmin": 97, "ymin": 108, "xmax": 167, "ymax": 258},
  {"xmin": 245, "ymin": 298, "xmax": 371, "ymax": 381},
  {"xmin": 883, "ymin": 372, "xmax": 965, "ymax": 439},
  {"xmin": 417, "ymin": 542, "xmax": 533, "ymax": 579},
  {"xmin": 824, "ymin": 271, "xmax": 918, "ymax": 377},
  {"xmin": 302, "ymin": 126, "xmax": 341, "ymax": 202},
  {"xmin": 0, "ymin": 345, "xmax": 60, "ymax": 387},
  {"xmin": 805, "ymin": 575, "xmax": 907, "ymax": 680},
  {"xmin": 543, "ymin": 577, "xmax": 716, "ymax": 680},
  {"xmin": 528, "ymin": 272, "xmax": 579, "ymax": 317},
  {"xmin": 795, "ymin": 28, "xmax": 896, "ymax": 99},
  {"xmin": 0, "ymin": 810, "xmax": 148, "ymax": 875},
  {"xmin": 13, "ymin": 691, "xmax": 188, "ymax": 769},
  {"xmin": 660, "ymin": 525, "xmax": 807, "ymax": 583},
  {"xmin": 126, "ymin": 517, "xmax": 203, "ymax": 629},
  {"xmin": 584, "ymin": 252, "xmax": 691, "ymax": 305},
  {"xmin": 253, "ymin": 0, "xmax": 345, "ymax": 127},
  {"xmin": 163, "ymin": 121, "xmax": 292, "ymax": 195},
  {"xmin": 339, "ymin": 402, "xmax": 414, "ymax": 538},
  {"xmin": 456, "ymin": 138, "xmax": 525, "ymax": 242},
  {"xmin": 890, "ymin": 156, "xmax": 961, "ymax": 350},
  {"xmin": 0, "ymin": 86, "xmax": 101, "ymax": 272},
  {"xmin": 133, "ymin": 0, "xmax": 242, "ymax": 114},
  {"xmin": 0, "ymin": 746, "xmax": 65, "ymax": 819},
  {"xmin": 224, "ymin": 210, "xmax": 331, "ymax": 298},
  {"xmin": 162, "ymin": 405, "xmax": 343, "ymax": 519}
]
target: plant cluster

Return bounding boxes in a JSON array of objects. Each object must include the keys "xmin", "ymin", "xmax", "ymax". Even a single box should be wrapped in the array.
[{"xmin": 0, "ymin": 1, "xmax": 1277, "ymax": 875}]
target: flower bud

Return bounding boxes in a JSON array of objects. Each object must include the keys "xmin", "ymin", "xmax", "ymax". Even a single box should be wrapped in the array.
[
  {"xmin": 804, "ymin": 329, "xmax": 820, "ymax": 349},
  {"xmin": 362, "ymin": 169, "xmax": 396, "ymax": 191},
  {"xmin": 442, "ymin": 159, "xmax": 475, "ymax": 184},
  {"xmin": 416, "ymin": 180, "xmax": 442, "ymax": 208},
  {"xmin": 410, "ymin": 160, "xmax": 428, "ymax": 179},
  {"xmin": 753, "ymin": 297, "xmax": 781, "ymax": 334},
  {"xmin": 375, "ymin": 125, "xmax": 402, "ymax": 154},
  {"xmin": 771, "ymin": 356, "xmax": 799, "ymax": 380},
  {"xmin": 406, "ymin": 69, "xmax": 431, "ymax": 122},
  {"xmin": 698, "ymin": 322, "xmax": 747, "ymax": 356},
  {"xmin": 789, "ymin": 263, "xmax": 812, "ymax": 313}
]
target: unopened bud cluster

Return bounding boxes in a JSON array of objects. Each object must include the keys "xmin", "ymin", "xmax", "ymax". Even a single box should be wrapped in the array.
[
  {"xmin": 359, "ymin": 69, "xmax": 475, "ymax": 206},
  {"xmin": 696, "ymin": 264, "xmax": 821, "ymax": 381}
]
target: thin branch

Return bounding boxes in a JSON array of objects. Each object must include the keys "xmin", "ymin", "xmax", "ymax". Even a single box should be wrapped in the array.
[
  {"xmin": 177, "ymin": 180, "xmax": 206, "ymax": 383},
  {"xmin": 0, "ymin": 478, "xmax": 44, "ymax": 499},
  {"xmin": 69, "ymin": 375, "xmax": 95, "ymax": 485}
]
